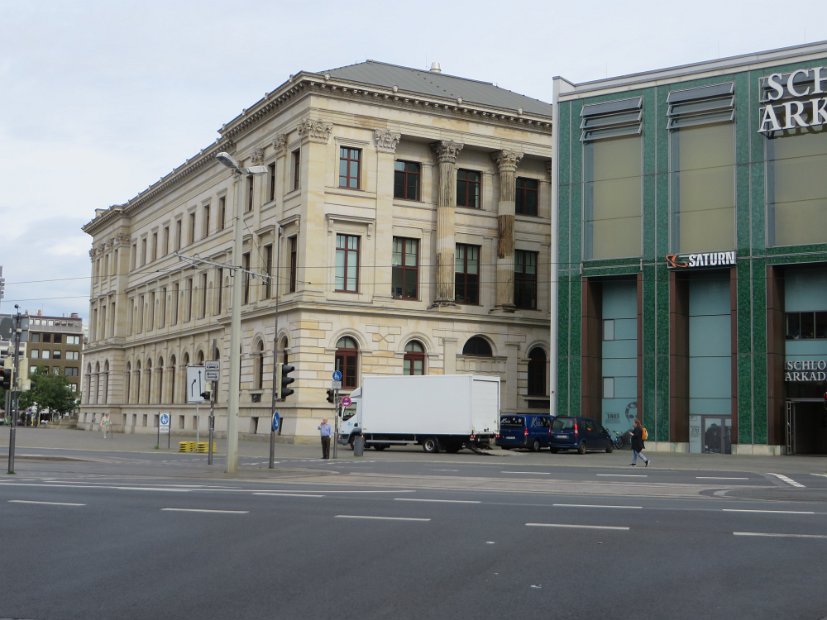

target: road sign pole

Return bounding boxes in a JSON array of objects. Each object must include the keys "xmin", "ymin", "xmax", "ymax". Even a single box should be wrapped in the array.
[
  {"xmin": 332, "ymin": 389, "xmax": 339, "ymax": 460},
  {"xmin": 208, "ymin": 382, "xmax": 216, "ymax": 465}
]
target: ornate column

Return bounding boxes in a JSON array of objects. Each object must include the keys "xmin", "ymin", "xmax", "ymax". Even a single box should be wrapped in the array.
[
  {"xmin": 431, "ymin": 141, "xmax": 463, "ymax": 306},
  {"xmin": 374, "ymin": 129, "xmax": 401, "ymax": 300},
  {"xmin": 493, "ymin": 150, "xmax": 523, "ymax": 311}
]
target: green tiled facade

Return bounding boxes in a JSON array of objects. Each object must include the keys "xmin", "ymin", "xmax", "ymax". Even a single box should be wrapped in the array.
[{"xmin": 554, "ymin": 42, "xmax": 827, "ymax": 455}]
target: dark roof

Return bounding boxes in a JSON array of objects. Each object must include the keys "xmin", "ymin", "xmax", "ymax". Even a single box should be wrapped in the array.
[{"xmin": 321, "ymin": 60, "xmax": 553, "ymax": 118}]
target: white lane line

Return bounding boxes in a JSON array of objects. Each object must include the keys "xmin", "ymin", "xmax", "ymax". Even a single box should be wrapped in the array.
[
  {"xmin": 768, "ymin": 473, "xmax": 805, "ymax": 488},
  {"xmin": 554, "ymin": 504, "xmax": 643, "ymax": 510},
  {"xmin": 723, "ymin": 509, "xmax": 815, "ymax": 515},
  {"xmin": 335, "ymin": 515, "xmax": 431, "ymax": 522},
  {"xmin": 9, "ymin": 500, "xmax": 85, "ymax": 507},
  {"xmin": 254, "ymin": 493, "xmax": 324, "ymax": 498},
  {"xmin": 734, "ymin": 532, "xmax": 827, "ymax": 540},
  {"xmin": 526, "ymin": 523, "xmax": 630, "ymax": 531},
  {"xmin": 596, "ymin": 474, "xmax": 647, "ymax": 478},
  {"xmin": 161, "ymin": 508, "xmax": 249, "ymax": 514},
  {"xmin": 394, "ymin": 498, "xmax": 481, "ymax": 504},
  {"xmin": 500, "ymin": 471, "xmax": 551, "ymax": 475},
  {"xmin": 697, "ymin": 476, "xmax": 750, "ymax": 481},
  {"xmin": 812, "ymin": 473, "xmax": 827, "ymax": 479}
]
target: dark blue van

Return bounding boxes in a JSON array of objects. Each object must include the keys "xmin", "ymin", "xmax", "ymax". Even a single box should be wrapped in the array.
[
  {"xmin": 496, "ymin": 414, "xmax": 554, "ymax": 451},
  {"xmin": 548, "ymin": 416, "xmax": 614, "ymax": 454}
]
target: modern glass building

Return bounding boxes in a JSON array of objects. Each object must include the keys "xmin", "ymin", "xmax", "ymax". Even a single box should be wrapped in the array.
[{"xmin": 553, "ymin": 41, "xmax": 827, "ymax": 455}]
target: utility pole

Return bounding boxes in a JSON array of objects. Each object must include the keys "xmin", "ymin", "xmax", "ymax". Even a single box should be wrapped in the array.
[{"xmin": 7, "ymin": 305, "xmax": 22, "ymax": 474}]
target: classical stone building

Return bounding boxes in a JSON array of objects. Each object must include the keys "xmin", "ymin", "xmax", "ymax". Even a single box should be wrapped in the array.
[{"xmin": 82, "ymin": 61, "xmax": 553, "ymax": 440}]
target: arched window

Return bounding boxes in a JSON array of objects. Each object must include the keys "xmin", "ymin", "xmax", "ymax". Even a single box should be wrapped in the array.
[
  {"xmin": 135, "ymin": 360, "xmax": 142, "ymax": 405},
  {"xmin": 102, "ymin": 361, "xmax": 109, "ymax": 405},
  {"xmin": 527, "ymin": 347, "xmax": 547, "ymax": 396},
  {"xmin": 169, "ymin": 355, "xmax": 177, "ymax": 405},
  {"xmin": 182, "ymin": 353, "xmax": 190, "ymax": 403},
  {"xmin": 254, "ymin": 340, "xmax": 264, "ymax": 390},
  {"xmin": 125, "ymin": 362, "xmax": 131, "ymax": 405},
  {"xmin": 145, "ymin": 359, "xmax": 152, "ymax": 405},
  {"xmin": 404, "ymin": 340, "xmax": 425, "ymax": 375},
  {"xmin": 157, "ymin": 357, "xmax": 164, "ymax": 404},
  {"xmin": 462, "ymin": 336, "xmax": 492, "ymax": 356},
  {"xmin": 335, "ymin": 336, "xmax": 359, "ymax": 390}
]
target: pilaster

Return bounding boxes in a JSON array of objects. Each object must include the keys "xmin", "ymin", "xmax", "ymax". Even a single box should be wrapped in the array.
[{"xmin": 431, "ymin": 140, "xmax": 463, "ymax": 306}]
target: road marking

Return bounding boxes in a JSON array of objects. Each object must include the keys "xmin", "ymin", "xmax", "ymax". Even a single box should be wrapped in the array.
[
  {"xmin": 734, "ymin": 532, "xmax": 827, "ymax": 540},
  {"xmin": 723, "ymin": 509, "xmax": 815, "ymax": 515},
  {"xmin": 161, "ymin": 508, "xmax": 248, "ymax": 514},
  {"xmin": 596, "ymin": 474, "xmax": 647, "ymax": 478},
  {"xmin": 812, "ymin": 473, "xmax": 827, "ymax": 479},
  {"xmin": 335, "ymin": 515, "xmax": 431, "ymax": 522},
  {"xmin": 768, "ymin": 473, "xmax": 805, "ymax": 488},
  {"xmin": 254, "ymin": 492, "xmax": 324, "ymax": 498},
  {"xmin": 697, "ymin": 476, "xmax": 749, "ymax": 481},
  {"xmin": 526, "ymin": 523, "xmax": 630, "ymax": 531},
  {"xmin": 553, "ymin": 503, "xmax": 642, "ymax": 510},
  {"xmin": 394, "ymin": 498, "xmax": 481, "ymax": 504},
  {"xmin": 8, "ymin": 500, "xmax": 85, "ymax": 507},
  {"xmin": 500, "ymin": 471, "xmax": 551, "ymax": 475}
]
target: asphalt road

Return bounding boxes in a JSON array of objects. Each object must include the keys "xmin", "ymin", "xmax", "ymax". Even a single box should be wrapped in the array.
[{"xmin": 1, "ymin": 429, "xmax": 827, "ymax": 619}]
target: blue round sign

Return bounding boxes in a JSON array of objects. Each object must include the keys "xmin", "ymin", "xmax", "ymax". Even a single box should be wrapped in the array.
[
  {"xmin": 272, "ymin": 411, "xmax": 281, "ymax": 432},
  {"xmin": 332, "ymin": 370, "xmax": 343, "ymax": 381},
  {"xmin": 160, "ymin": 413, "xmax": 170, "ymax": 426}
]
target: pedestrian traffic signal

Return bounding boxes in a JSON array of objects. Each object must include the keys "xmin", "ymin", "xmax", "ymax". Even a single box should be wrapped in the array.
[
  {"xmin": 326, "ymin": 389, "xmax": 335, "ymax": 404},
  {"xmin": 279, "ymin": 363, "xmax": 295, "ymax": 400},
  {"xmin": 1, "ymin": 368, "xmax": 11, "ymax": 390}
]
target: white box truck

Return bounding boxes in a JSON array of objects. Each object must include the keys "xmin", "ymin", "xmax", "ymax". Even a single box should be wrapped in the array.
[{"xmin": 337, "ymin": 374, "xmax": 500, "ymax": 453}]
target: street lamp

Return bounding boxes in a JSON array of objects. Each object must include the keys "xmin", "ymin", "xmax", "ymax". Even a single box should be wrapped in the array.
[{"xmin": 215, "ymin": 151, "xmax": 269, "ymax": 473}]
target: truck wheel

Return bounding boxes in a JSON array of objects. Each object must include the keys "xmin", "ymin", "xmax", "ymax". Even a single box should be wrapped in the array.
[{"xmin": 422, "ymin": 437, "xmax": 440, "ymax": 453}]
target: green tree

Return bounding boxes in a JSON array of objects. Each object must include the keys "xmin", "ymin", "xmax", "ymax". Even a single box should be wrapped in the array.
[{"xmin": 19, "ymin": 369, "xmax": 77, "ymax": 415}]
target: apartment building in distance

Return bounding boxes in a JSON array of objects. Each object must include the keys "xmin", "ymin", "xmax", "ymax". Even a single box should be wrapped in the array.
[
  {"xmin": 82, "ymin": 60, "xmax": 553, "ymax": 440},
  {"xmin": 27, "ymin": 311, "xmax": 84, "ymax": 394}
]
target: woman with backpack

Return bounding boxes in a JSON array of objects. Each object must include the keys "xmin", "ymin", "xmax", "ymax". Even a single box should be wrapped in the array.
[{"xmin": 629, "ymin": 418, "xmax": 650, "ymax": 467}]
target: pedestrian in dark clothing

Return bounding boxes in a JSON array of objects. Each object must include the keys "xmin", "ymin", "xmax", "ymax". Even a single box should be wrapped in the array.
[
  {"xmin": 318, "ymin": 418, "xmax": 332, "ymax": 459},
  {"xmin": 630, "ymin": 419, "xmax": 650, "ymax": 467}
]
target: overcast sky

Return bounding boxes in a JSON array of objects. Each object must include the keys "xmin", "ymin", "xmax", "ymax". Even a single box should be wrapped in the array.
[{"xmin": 0, "ymin": 0, "xmax": 823, "ymax": 323}]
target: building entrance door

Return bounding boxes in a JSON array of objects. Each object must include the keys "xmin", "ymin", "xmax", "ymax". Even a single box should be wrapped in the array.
[
  {"xmin": 689, "ymin": 415, "xmax": 732, "ymax": 454},
  {"xmin": 784, "ymin": 399, "xmax": 827, "ymax": 455}
]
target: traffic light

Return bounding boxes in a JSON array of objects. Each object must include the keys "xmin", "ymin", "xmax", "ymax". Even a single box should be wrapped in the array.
[
  {"xmin": 279, "ymin": 363, "xmax": 295, "ymax": 400},
  {"xmin": 1, "ymin": 368, "xmax": 11, "ymax": 390},
  {"xmin": 326, "ymin": 389, "xmax": 335, "ymax": 404}
]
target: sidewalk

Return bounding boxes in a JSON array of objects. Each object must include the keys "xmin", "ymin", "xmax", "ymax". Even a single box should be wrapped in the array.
[{"xmin": 1, "ymin": 425, "xmax": 825, "ymax": 474}]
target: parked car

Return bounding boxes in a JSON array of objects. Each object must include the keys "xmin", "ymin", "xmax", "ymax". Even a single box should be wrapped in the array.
[
  {"xmin": 496, "ymin": 413, "xmax": 555, "ymax": 451},
  {"xmin": 548, "ymin": 416, "xmax": 613, "ymax": 454}
]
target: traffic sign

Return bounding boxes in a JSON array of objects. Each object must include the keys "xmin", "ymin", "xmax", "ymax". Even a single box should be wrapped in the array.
[
  {"xmin": 186, "ymin": 366, "xmax": 206, "ymax": 403},
  {"xmin": 332, "ymin": 369, "xmax": 343, "ymax": 382},
  {"xmin": 205, "ymin": 360, "xmax": 220, "ymax": 381},
  {"xmin": 341, "ymin": 396, "xmax": 352, "ymax": 407},
  {"xmin": 159, "ymin": 412, "xmax": 171, "ymax": 434},
  {"xmin": 331, "ymin": 380, "xmax": 342, "ymax": 390},
  {"xmin": 272, "ymin": 411, "xmax": 281, "ymax": 432}
]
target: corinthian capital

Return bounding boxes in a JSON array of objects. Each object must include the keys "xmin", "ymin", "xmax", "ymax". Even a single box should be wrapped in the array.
[
  {"xmin": 374, "ymin": 129, "xmax": 401, "ymax": 153},
  {"xmin": 298, "ymin": 118, "xmax": 333, "ymax": 144},
  {"xmin": 431, "ymin": 140, "xmax": 464, "ymax": 164},
  {"xmin": 273, "ymin": 134, "xmax": 288, "ymax": 156},
  {"xmin": 493, "ymin": 150, "xmax": 524, "ymax": 173}
]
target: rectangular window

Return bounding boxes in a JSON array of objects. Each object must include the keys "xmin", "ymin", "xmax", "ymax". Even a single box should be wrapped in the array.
[
  {"xmin": 514, "ymin": 250, "xmax": 538, "ymax": 310},
  {"xmin": 151, "ymin": 233, "xmax": 158, "ymax": 262},
  {"xmin": 31, "ymin": 349, "xmax": 39, "ymax": 359},
  {"xmin": 203, "ymin": 203, "xmax": 211, "ymax": 239},
  {"xmin": 185, "ymin": 278, "xmax": 193, "ymax": 322},
  {"xmin": 394, "ymin": 161, "xmax": 420, "ymax": 200},
  {"xmin": 159, "ymin": 287, "xmax": 166, "ymax": 328},
  {"xmin": 268, "ymin": 162, "xmax": 276, "ymax": 202},
  {"xmin": 42, "ymin": 350, "xmax": 50, "ymax": 360},
  {"xmin": 392, "ymin": 237, "xmax": 419, "ymax": 300},
  {"xmin": 175, "ymin": 219, "xmax": 182, "ymax": 250},
  {"xmin": 218, "ymin": 197, "xmax": 226, "ymax": 231},
  {"xmin": 53, "ymin": 334, "xmax": 62, "ymax": 344},
  {"xmin": 516, "ymin": 177, "xmax": 539, "ymax": 216},
  {"xmin": 141, "ymin": 238, "xmax": 147, "ymax": 266},
  {"xmin": 457, "ymin": 169, "xmax": 481, "ymax": 208},
  {"xmin": 171, "ymin": 282, "xmax": 179, "ymax": 326},
  {"xmin": 163, "ymin": 226, "xmax": 170, "ymax": 256},
  {"xmin": 65, "ymin": 367, "xmax": 79, "ymax": 377},
  {"xmin": 200, "ymin": 272, "xmax": 208, "ymax": 319},
  {"xmin": 786, "ymin": 311, "xmax": 827, "ymax": 339},
  {"xmin": 584, "ymin": 136, "xmax": 642, "ymax": 259},
  {"xmin": 455, "ymin": 244, "xmax": 480, "ymax": 304},
  {"xmin": 131, "ymin": 243, "xmax": 137, "ymax": 270},
  {"xmin": 216, "ymin": 267, "xmax": 224, "ymax": 315},
  {"xmin": 289, "ymin": 236, "xmax": 298, "ymax": 293},
  {"xmin": 188, "ymin": 212, "xmax": 196, "ymax": 245},
  {"xmin": 291, "ymin": 149, "xmax": 301, "ymax": 191},
  {"xmin": 264, "ymin": 244, "xmax": 273, "ymax": 299},
  {"xmin": 243, "ymin": 252, "xmax": 251, "ymax": 304},
  {"xmin": 66, "ymin": 351, "xmax": 79, "ymax": 360},
  {"xmin": 339, "ymin": 147, "xmax": 362, "ymax": 189},
  {"xmin": 335, "ymin": 234, "xmax": 360, "ymax": 292},
  {"xmin": 246, "ymin": 174, "xmax": 254, "ymax": 212},
  {"xmin": 53, "ymin": 350, "xmax": 62, "ymax": 360}
]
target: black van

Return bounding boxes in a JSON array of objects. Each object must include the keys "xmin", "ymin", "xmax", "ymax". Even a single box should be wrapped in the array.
[{"xmin": 496, "ymin": 414, "xmax": 554, "ymax": 451}]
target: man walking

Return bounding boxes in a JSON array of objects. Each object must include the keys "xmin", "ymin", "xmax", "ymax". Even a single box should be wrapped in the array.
[{"xmin": 318, "ymin": 418, "xmax": 332, "ymax": 459}]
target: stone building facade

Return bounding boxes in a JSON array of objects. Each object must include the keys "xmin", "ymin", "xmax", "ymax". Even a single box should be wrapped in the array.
[{"xmin": 82, "ymin": 61, "xmax": 553, "ymax": 440}]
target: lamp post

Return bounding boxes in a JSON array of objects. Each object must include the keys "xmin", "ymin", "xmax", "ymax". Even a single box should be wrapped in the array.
[{"xmin": 215, "ymin": 151, "xmax": 269, "ymax": 473}]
